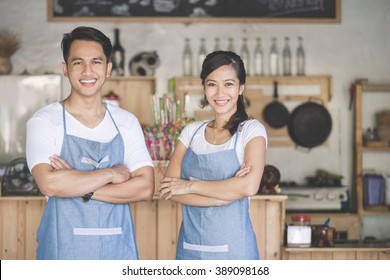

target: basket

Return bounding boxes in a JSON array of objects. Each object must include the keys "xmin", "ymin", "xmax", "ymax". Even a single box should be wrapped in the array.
[
  {"xmin": 376, "ymin": 110, "xmax": 390, "ymax": 144},
  {"xmin": 377, "ymin": 125, "xmax": 390, "ymax": 142},
  {"xmin": 376, "ymin": 110, "xmax": 390, "ymax": 126}
]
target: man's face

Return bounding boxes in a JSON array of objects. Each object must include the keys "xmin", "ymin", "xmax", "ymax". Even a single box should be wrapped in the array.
[{"xmin": 62, "ymin": 40, "xmax": 112, "ymax": 99}]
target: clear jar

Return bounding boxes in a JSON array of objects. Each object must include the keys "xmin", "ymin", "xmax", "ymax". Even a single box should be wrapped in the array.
[{"xmin": 291, "ymin": 215, "xmax": 311, "ymax": 226}]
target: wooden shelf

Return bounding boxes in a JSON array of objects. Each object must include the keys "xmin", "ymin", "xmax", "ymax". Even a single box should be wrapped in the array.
[
  {"xmin": 282, "ymin": 245, "xmax": 390, "ymax": 260},
  {"xmin": 0, "ymin": 196, "xmax": 45, "ymax": 201},
  {"xmin": 364, "ymin": 205, "xmax": 390, "ymax": 213},
  {"xmin": 362, "ymin": 84, "xmax": 390, "ymax": 92},
  {"xmin": 353, "ymin": 81, "xmax": 390, "ymax": 218},
  {"xmin": 362, "ymin": 147, "xmax": 390, "ymax": 152}
]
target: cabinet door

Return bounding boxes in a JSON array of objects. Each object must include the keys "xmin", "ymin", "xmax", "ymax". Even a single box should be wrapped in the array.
[{"xmin": 103, "ymin": 77, "xmax": 156, "ymax": 126}]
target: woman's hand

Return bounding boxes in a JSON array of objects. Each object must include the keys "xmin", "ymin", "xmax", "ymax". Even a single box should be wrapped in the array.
[
  {"xmin": 158, "ymin": 177, "xmax": 192, "ymax": 200},
  {"xmin": 235, "ymin": 163, "xmax": 251, "ymax": 177},
  {"xmin": 158, "ymin": 164, "xmax": 251, "ymax": 200}
]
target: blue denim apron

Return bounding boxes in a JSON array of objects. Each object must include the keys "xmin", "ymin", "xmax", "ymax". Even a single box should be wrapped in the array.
[
  {"xmin": 176, "ymin": 122, "xmax": 259, "ymax": 260},
  {"xmin": 36, "ymin": 103, "xmax": 138, "ymax": 260}
]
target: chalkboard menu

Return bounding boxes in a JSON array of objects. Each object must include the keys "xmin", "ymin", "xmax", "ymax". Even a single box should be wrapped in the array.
[{"xmin": 48, "ymin": 0, "xmax": 340, "ymax": 23}]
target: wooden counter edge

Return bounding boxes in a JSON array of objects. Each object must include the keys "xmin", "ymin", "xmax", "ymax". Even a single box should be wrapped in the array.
[
  {"xmin": 282, "ymin": 245, "xmax": 390, "ymax": 252},
  {"xmin": 0, "ymin": 194, "xmax": 288, "ymax": 202}
]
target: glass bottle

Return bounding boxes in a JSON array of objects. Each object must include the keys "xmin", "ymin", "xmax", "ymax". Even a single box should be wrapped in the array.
[
  {"xmin": 297, "ymin": 37, "xmax": 305, "ymax": 76},
  {"xmin": 240, "ymin": 38, "xmax": 250, "ymax": 75},
  {"xmin": 198, "ymin": 38, "xmax": 207, "ymax": 74},
  {"xmin": 183, "ymin": 38, "xmax": 193, "ymax": 76},
  {"xmin": 269, "ymin": 37, "xmax": 279, "ymax": 76},
  {"xmin": 253, "ymin": 37, "xmax": 264, "ymax": 76},
  {"xmin": 213, "ymin": 37, "xmax": 221, "ymax": 51},
  {"xmin": 111, "ymin": 28, "xmax": 125, "ymax": 76},
  {"xmin": 227, "ymin": 37, "xmax": 235, "ymax": 52},
  {"xmin": 282, "ymin": 37, "xmax": 292, "ymax": 76}
]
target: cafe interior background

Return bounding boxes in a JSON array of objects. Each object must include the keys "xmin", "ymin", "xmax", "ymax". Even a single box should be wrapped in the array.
[{"xmin": 0, "ymin": 0, "xmax": 390, "ymax": 248}]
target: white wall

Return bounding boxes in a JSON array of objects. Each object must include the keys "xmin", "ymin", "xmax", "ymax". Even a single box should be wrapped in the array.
[{"xmin": 1, "ymin": 0, "xmax": 390, "ymax": 238}]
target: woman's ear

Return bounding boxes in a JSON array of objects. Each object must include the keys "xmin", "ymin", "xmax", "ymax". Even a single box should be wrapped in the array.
[{"xmin": 239, "ymin": 84, "xmax": 245, "ymax": 95}]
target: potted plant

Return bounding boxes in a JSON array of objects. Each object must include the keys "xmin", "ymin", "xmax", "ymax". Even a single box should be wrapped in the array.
[{"xmin": 0, "ymin": 28, "xmax": 20, "ymax": 74}]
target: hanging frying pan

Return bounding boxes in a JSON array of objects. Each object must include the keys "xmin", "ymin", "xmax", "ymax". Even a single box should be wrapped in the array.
[
  {"xmin": 288, "ymin": 99, "xmax": 332, "ymax": 149},
  {"xmin": 262, "ymin": 81, "xmax": 290, "ymax": 128}
]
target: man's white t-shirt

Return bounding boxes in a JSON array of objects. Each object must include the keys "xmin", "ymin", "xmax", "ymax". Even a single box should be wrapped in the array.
[
  {"xmin": 178, "ymin": 119, "xmax": 268, "ymax": 166},
  {"xmin": 26, "ymin": 102, "xmax": 153, "ymax": 172}
]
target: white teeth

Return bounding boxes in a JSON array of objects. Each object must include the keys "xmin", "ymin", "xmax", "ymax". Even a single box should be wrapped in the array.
[
  {"xmin": 215, "ymin": 100, "xmax": 229, "ymax": 106},
  {"xmin": 80, "ymin": 79, "xmax": 96, "ymax": 83}
]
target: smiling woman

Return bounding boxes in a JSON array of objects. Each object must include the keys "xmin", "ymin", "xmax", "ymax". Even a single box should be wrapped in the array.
[{"xmin": 158, "ymin": 51, "xmax": 268, "ymax": 260}]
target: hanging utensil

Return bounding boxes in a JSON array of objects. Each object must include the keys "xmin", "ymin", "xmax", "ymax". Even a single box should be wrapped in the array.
[
  {"xmin": 288, "ymin": 98, "xmax": 332, "ymax": 149},
  {"xmin": 262, "ymin": 81, "xmax": 290, "ymax": 129}
]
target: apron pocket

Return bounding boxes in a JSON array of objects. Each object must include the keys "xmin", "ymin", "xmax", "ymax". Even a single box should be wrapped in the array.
[
  {"xmin": 182, "ymin": 241, "xmax": 229, "ymax": 260},
  {"xmin": 73, "ymin": 227, "xmax": 122, "ymax": 236},
  {"xmin": 183, "ymin": 241, "xmax": 228, "ymax": 252}
]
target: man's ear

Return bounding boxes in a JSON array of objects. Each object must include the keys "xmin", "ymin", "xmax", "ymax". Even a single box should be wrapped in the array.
[
  {"xmin": 106, "ymin": 62, "xmax": 113, "ymax": 77},
  {"xmin": 61, "ymin": 62, "xmax": 68, "ymax": 76}
]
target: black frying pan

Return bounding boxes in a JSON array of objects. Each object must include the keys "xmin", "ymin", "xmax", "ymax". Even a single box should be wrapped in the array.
[
  {"xmin": 288, "ymin": 100, "xmax": 332, "ymax": 149},
  {"xmin": 263, "ymin": 81, "xmax": 289, "ymax": 129}
]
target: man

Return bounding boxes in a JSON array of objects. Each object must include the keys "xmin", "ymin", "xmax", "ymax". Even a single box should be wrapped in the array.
[{"xmin": 26, "ymin": 26, "xmax": 154, "ymax": 260}]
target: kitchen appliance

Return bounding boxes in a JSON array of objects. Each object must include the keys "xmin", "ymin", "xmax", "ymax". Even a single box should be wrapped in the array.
[
  {"xmin": 0, "ymin": 75, "xmax": 62, "ymax": 194},
  {"xmin": 1, "ymin": 158, "xmax": 40, "ymax": 196},
  {"xmin": 280, "ymin": 184, "xmax": 349, "ymax": 211},
  {"xmin": 0, "ymin": 75, "xmax": 62, "ymax": 162}
]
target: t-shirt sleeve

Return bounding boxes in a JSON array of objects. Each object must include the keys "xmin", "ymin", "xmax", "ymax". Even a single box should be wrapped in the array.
[
  {"xmin": 26, "ymin": 115, "xmax": 57, "ymax": 171},
  {"xmin": 241, "ymin": 119, "xmax": 268, "ymax": 148},
  {"xmin": 123, "ymin": 115, "xmax": 153, "ymax": 172}
]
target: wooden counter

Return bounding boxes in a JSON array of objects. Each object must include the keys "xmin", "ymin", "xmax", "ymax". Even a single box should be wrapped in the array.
[
  {"xmin": 0, "ymin": 194, "xmax": 287, "ymax": 260},
  {"xmin": 282, "ymin": 245, "xmax": 390, "ymax": 260}
]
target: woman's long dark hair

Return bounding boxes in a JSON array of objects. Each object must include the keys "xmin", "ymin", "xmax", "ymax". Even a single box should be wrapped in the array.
[{"xmin": 200, "ymin": 50, "xmax": 249, "ymax": 136}]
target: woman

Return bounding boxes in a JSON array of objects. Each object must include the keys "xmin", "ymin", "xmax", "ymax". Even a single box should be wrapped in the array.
[{"xmin": 159, "ymin": 51, "xmax": 267, "ymax": 260}]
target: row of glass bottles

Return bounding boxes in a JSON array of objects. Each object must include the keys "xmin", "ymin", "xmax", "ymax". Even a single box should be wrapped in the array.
[{"xmin": 183, "ymin": 37, "xmax": 305, "ymax": 77}]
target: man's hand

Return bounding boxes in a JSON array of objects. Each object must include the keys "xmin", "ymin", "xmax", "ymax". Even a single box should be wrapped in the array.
[
  {"xmin": 49, "ymin": 154, "xmax": 131, "ymax": 184},
  {"xmin": 110, "ymin": 164, "xmax": 131, "ymax": 184},
  {"xmin": 49, "ymin": 155, "xmax": 71, "ymax": 170}
]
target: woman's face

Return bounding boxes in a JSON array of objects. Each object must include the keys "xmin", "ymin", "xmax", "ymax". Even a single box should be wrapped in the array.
[{"xmin": 204, "ymin": 64, "xmax": 245, "ymax": 118}]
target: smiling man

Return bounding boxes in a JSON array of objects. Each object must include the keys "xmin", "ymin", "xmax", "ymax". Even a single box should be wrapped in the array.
[{"xmin": 26, "ymin": 26, "xmax": 154, "ymax": 260}]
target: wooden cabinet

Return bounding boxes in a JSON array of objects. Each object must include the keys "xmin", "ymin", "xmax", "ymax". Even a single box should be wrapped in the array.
[
  {"xmin": 102, "ymin": 76, "xmax": 156, "ymax": 126},
  {"xmin": 0, "ymin": 194, "xmax": 286, "ymax": 260},
  {"xmin": 353, "ymin": 82, "xmax": 390, "ymax": 216},
  {"xmin": 286, "ymin": 213, "xmax": 361, "ymax": 240},
  {"xmin": 173, "ymin": 75, "xmax": 331, "ymax": 147},
  {"xmin": 282, "ymin": 246, "xmax": 390, "ymax": 260}
]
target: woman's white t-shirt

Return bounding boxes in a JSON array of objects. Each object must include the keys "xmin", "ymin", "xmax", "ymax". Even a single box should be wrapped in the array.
[{"xmin": 178, "ymin": 119, "xmax": 267, "ymax": 166}]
